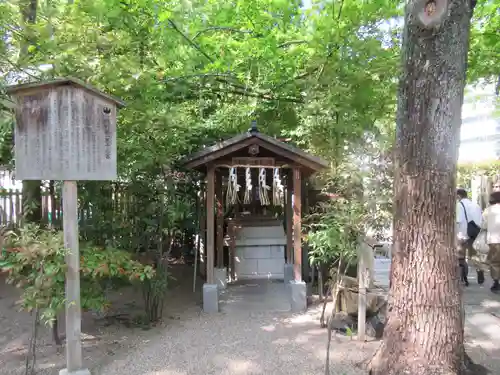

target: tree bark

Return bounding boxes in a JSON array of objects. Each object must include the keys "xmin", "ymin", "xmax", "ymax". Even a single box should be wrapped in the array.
[
  {"xmin": 22, "ymin": 180, "xmax": 42, "ymax": 223},
  {"xmin": 18, "ymin": 0, "xmax": 38, "ymax": 61},
  {"xmin": 369, "ymin": 1, "xmax": 475, "ymax": 375}
]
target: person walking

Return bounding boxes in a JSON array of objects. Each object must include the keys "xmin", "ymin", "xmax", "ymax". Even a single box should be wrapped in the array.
[
  {"xmin": 456, "ymin": 188, "xmax": 483, "ymax": 286},
  {"xmin": 480, "ymin": 191, "xmax": 500, "ymax": 293}
]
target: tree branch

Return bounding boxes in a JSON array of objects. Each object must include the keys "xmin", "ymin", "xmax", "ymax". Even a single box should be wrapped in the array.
[
  {"xmin": 163, "ymin": 72, "xmax": 288, "ymax": 102},
  {"xmin": 273, "ymin": 43, "xmax": 338, "ymax": 91},
  {"xmin": 203, "ymin": 86, "xmax": 304, "ymax": 103},
  {"xmin": 162, "ymin": 73, "xmax": 236, "ymax": 82},
  {"xmin": 193, "ymin": 26, "xmax": 305, "ymax": 50},
  {"xmin": 167, "ymin": 19, "xmax": 215, "ymax": 63},
  {"xmin": 193, "ymin": 26, "xmax": 259, "ymax": 40},
  {"xmin": 2, "ymin": 56, "xmax": 42, "ymax": 80},
  {"xmin": 337, "ymin": 0, "xmax": 344, "ymax": 20},
  {"xmin": 161, "ymin": 78, "xmax": 304, "ymax": 103},
  {"xmin": 278, "ymin": 40, "xmax": 308, "ymax": 48},
  {"xmin": 272, "ymin": 0, "xmax": 345, "ymax": 92}
]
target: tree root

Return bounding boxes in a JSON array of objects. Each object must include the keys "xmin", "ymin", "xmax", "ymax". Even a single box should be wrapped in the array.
[
  {"xmin": 367, "ymin": 350, "xmax": 489, "ymax": 375},
  {"xmin": 463, "ymin": 353, "xmax": 489, "ymax": 375}
]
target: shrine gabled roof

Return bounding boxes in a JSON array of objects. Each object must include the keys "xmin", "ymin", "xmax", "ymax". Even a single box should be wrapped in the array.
[
  {"xmin": 6, "ymin": 77, "xmax": 125, "ymax": 108},
  {"xmin": 181, "ymin": 129, "xmax": 329, "ymax": 173}
]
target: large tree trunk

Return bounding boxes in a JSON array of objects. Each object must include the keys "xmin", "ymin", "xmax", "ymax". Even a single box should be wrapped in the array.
[{"xmin": 369, "ymin": 1, "xmax": 475, "ymax": 375}]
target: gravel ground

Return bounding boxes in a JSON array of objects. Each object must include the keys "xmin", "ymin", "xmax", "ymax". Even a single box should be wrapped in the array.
[
  {"xmin": 2, "ymin": 267, "xmax": 500, "ymax": 375},
  {"xmin": 94, "ymin": 305, "xmax": 379, "ymax": 375},
  {"xmin": 0, "ymin": 265, "xmax": 210, "ymax": 375},
  {"xmin": 95, "ymin": 277, "xmax": 500, "ymax": 375}
]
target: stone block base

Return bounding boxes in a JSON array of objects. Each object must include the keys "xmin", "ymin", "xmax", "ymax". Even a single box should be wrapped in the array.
[
  {"xmin": 290, "ymin": 280, "xmax": 307, "ymax": 312},
  {"xmin": 214, "ymin": 267, "xmax": 227, "ymax": 290},
  {"xmin": 202, "ymin": 283, "xmax": 219, "ymax": 313},
  {"xmin": 284, "ymin": 263, "xmax": 294, "ymax": 284},
  {"xmin": 59, "ymin": 369, "xmax": 91, "ymax": 375}
]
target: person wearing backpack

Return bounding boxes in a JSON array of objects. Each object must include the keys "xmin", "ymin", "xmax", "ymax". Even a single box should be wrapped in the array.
[{"xmin": 456, "ymin": 188, "xmax": 483, "ymax": 286}]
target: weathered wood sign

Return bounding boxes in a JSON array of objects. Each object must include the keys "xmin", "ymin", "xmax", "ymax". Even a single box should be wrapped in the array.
[
  {"xmin": 7, "ymin": 78, "xmax": 123, "ymax": 375},
  {"xmin": 231, "ymin": 157, "xmax": 275, "ymax": 167},
  {"xmin": 11, "ymin": 80, "xmax": 119, "ymax": 181}
]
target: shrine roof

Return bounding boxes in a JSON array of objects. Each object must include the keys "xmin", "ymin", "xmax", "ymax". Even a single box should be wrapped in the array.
[
  {"xmin": 6, "ymin": 77, "xmax": 125, "ymax": 108},
  {"xmin": 182, "ymin": 125, "xmax": 329, "ymax": 174}
]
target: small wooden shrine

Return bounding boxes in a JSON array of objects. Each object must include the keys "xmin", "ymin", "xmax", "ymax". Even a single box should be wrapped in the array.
[{"xmin": 184, "ymin": 121, "xmax": 328, "ymax": 292}]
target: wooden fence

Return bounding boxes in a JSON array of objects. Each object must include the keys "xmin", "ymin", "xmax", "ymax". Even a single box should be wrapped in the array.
[
  {"xmin": 0, "ymin": 189, "xmax": 65, "ymax": 227},
  {"xmin": 0, "ymin": 188, "xmax": 128, "ymax": 228}
]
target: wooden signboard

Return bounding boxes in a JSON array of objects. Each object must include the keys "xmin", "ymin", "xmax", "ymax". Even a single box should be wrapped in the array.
[
  {"xmin": 7, "ymin": 78, "xmax": 123, "ymax": 375},
  {"xmin": 231, "ymin": 157, "xmax": 275, "ymax": 167},
  {"xmin": 13, "ymin": 83, "xmax": 117, "ymax": 180}
]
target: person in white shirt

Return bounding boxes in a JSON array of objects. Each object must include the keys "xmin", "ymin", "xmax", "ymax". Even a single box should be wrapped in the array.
[
  {"xmin": 456, "ymin": 188, "xmax": 483, "ymax": 286},
  {"xmin": 480, "ymin": 191, "xmax": 500, "ymax": 293}
]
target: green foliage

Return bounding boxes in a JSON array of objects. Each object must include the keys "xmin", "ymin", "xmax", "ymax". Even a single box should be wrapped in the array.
[
  {"xmin": 457, "ymin": 160, "xmax": 500, "ymax": 189},
  {"xmin": 1, "ymin": 0, "xmax": 404, "ymax": 171},
  {"xmin": 1, "ymin": 0, "xmax": 497, "ymax": 308},
  {"xmin": 468, "ymin": 0, "xmax": 500, "ymax": 82},
  {"xmin": 142, "ymin": 262, "xmax": 170, "ymax": 323},
  {"xmin": 77, "ymin": 169, "xmax": 195, "ymax": 252},
  {"xmin": 1, "ymin": 0, "xmax": 497, "ymax": 175},
  {"xmin": 345, "ymin": 325, "xmax": 354, "ymax": 339},
  {"xmin": 74, "ymin": 168, "xmax": 194, "ymax": 323},
  {"xmin": 306, "ymin": 130, "xmax": 393, "ymax": 270},
  {"xmin": 0, "ymin": 224, "xmax": 155, "ymax": 325},
  {"xmin": 307, "ymin": 197, "xmax": 363, "ymax": 267}
]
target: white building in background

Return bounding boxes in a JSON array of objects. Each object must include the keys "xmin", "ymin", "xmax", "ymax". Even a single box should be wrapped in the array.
[{"xmin": 459, "ymin": 83, "xmax": 500, "ymax": 163}]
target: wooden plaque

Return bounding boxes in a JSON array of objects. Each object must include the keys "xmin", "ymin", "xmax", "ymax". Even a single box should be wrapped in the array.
[
  {"xmin": 231, "ymin": 157, "xmax": 275, "ymax": 167},
  {"xmin": 14, "ymin": 85, "xmax": 117, "ymax": 181}
]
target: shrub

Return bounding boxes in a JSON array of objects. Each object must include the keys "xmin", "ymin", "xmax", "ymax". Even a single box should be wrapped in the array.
[{"xmin": 0, "ymin": 224, "xmax": 155, "ymax": 325}]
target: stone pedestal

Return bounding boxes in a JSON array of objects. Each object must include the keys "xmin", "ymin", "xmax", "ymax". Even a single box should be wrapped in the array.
[
  {"xmin": 202, "ymin": 283, "xmax": 219, "ymax": 313},
  {"xmin": 59, "ymin": 369, "xmax": 91, "ymax": 375},
  {"xmin": 290, "ymin": 280, "xmax": 307, "ymax": 312},
  {"xmin": 214, "ymin": 267, "xmax": 227, "ymax": 290},
  {"xmin": 284, "ymin": 263, "xmax": 294, "ymax": 284}
]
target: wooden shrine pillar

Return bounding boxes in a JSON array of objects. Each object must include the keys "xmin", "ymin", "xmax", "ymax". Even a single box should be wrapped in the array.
[
  {"xmin": 206, "ymin": 165, "xmax": 215, "ymax": 284},
  {"xmin": 215, "ymin": 170, "xmax": 224, "ymax": 268},
  {"xmin": 228, "ymin": 219, "xmax": 236, "ymax": 281},
  {"xmin": 293, "ymin": 167, "xmax": 302, "ymax": 281},
  {"xmin": 199, "ymin": 186, "xmax": 207, "ymax": 277},
  {"xmin": 286, "ymin": 169, "xmax": 293, "ymax": 263}
]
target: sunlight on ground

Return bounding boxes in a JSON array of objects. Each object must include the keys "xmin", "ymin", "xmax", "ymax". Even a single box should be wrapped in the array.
[
  {"xmin": 37, "ymin": 362, "xmax": 57, "ymax": 370},
  {"xmin": 286, "ymin": 314, "xmax": 315, "ymax": 324},
  {"xmin": 227, "ymin": 358, "xmax": 262, "ymax": 373},
  {"xmin": 467, "ymin": 312, "xmax": 500, "ymax": 347},
  {"xmin": 468, "ymin": 339, "xmax": 498, "ymax": 350},
  {"xmin": 260, "ymin": 324, "xmax": 276, "ymax": 332},
  {"xmin": 272, "ymin": 337, "xmax": 289, "ymax": 345},
  {"xmin": 1, "ymin": 336, "xmax": 27, "ymax": 355},
  {"xmin": 481, "ymin": 299, "xmax": 500, "ymax": 308},
  {"xmin": 212, "ymin": 354, "xmax": 262, "ymax": 374}
]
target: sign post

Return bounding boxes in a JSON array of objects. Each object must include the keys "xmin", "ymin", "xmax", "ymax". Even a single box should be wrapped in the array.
[
  {"xmin": 62, "ymin": 180, "xmax": 83, "ymax": 373},
  {"xmin": 7, "ymin": 78, "xmax": 124, "ymax": 375}
]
